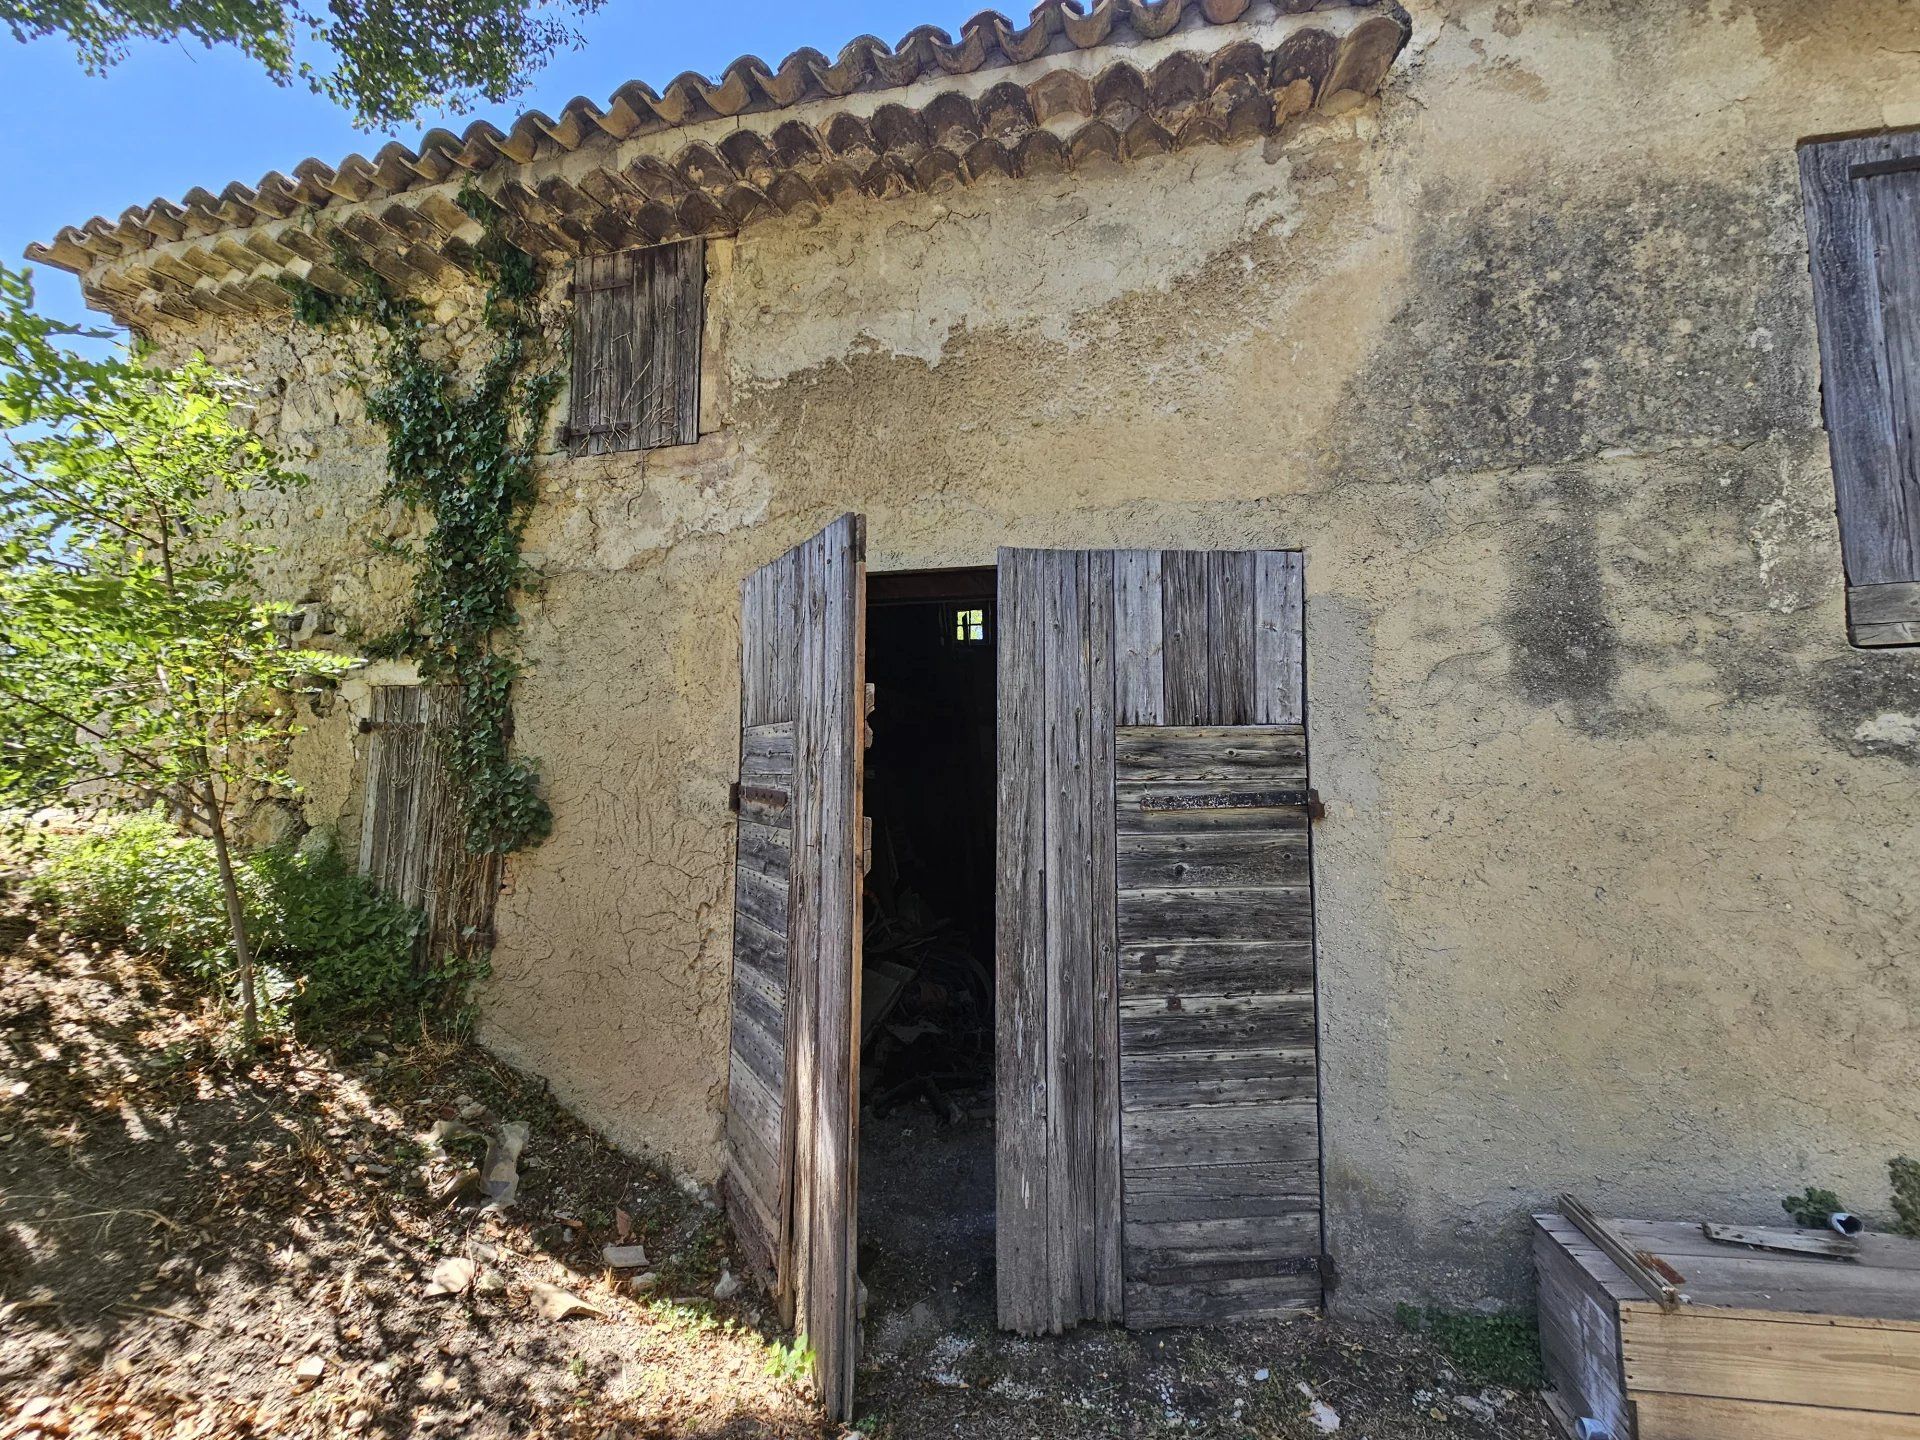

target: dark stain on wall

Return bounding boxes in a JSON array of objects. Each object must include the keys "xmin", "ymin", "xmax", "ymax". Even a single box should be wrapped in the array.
[
  {"xmin": 1501, "ymin": 471, "xmax": 1621, "ymax": 715},
  {"xmin": 1803, "ymin": 648, "xmax": 1920, "ymax": 767},
  {"xmin": 1331, "ymin": 166, "xmax": 1813, "ymax": 484}
]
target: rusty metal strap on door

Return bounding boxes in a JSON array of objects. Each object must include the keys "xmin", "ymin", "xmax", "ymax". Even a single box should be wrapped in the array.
[
  {"xmin": 729, "ymin": 782, "xmax": 791, "ymax": 813},
  {"xmin": 1139, "ymin": 788, "xmax": 1324, "ymax": 819}
]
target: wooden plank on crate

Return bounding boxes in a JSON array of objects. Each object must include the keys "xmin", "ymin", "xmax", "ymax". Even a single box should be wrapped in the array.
[
  {"xmin": 1702, "ymin": 1223, "xmax": 1860, "ymax": 1261},
  {"xmin": 1087, "ymin": 549, "xmax": 1123, "ymax": 1323},
  {"xmin": 1254, "ymin": 551, "xmax": 1305, "ymax": 726},
  {"xmin": 1634, "ymin": 1392, "xmax": 1920, "ymax": 1440},
  {"xmin": 1531, "ymin": 1217, "xmax": 1632, "ymax": 1440},
  {"xmin": 996, "ymin": 549, "xmax": 1052, "ymax": 1335},
  {"xmin": 1620, "ymin": 1220, "xmax": 1920, "ymax": 1272},
  {"xmin": 1113, "ymin": 549, "xmax": 1165, "ymax": 726},
  {"xmin": 1535, "ymin": 1213, "xmax": 1650, "ymax": 1306},
  {"xmin": 1621, "ymin": 1305, "xmax": 1920, "ymax": 1413},
  {"xmin": 1208, "ymin": 551, "xmax": 1257, "ymax": 725},
  {"xmin": 1560, "ymin": 1194, "xmax": 1683, "ymax": 1310},
  {"xmin": 1114, "ymin": 726, "xmax": 1308, "ymax": 779},
  {"xmin": 1161, "ymin": 550, "xmax": 1211, "ymax": 726},
  {"xmin": 1043, "ymin": 548, "xmax": 1092, "ymax": 1330}
]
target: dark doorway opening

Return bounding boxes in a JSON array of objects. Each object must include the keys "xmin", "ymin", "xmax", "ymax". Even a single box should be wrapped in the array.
[{"xmin": 859, "ymin": 566, "xmax": 999, "ymax": 1341}]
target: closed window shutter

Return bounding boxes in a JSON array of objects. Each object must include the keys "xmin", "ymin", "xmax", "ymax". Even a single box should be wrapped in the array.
[
  {"xmin": 567, "ymin": 238, "xmax": 704, "ymax": 456},
  {"xmin": 1800, "ymin": 132, "xmax": 1920, "ymax": 646}
]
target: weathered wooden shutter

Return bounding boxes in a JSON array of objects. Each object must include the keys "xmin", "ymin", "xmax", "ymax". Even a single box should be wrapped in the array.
[
  {"xmin": 721, "ymin": 514, "xmax": 866, "ymax": 1419},
  {"xmin": 358, "ymin": 684, "xmax": 499, "ymax": 959},
  {"xmin": 568, "ymin": 239, "xmax": 703, "ymax": 456},
  {"xmin": 1801, "ymin": 132, "xmax": 1920, "ymax": 646},
  {"xmin": 996, "ymin": 549, "xmax": 1319, "ymax": 1334}
]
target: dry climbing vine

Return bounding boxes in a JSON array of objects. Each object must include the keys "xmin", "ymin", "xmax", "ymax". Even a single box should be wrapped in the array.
[{"xmin": 285, "ymin": 186, "xmax": 562, "ymax": 854}]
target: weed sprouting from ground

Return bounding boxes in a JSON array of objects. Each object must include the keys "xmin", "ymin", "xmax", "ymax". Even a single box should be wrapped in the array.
[{"xmin": 1395, "ymin": 1306, "xmax": 1546, "ymax": 1389}]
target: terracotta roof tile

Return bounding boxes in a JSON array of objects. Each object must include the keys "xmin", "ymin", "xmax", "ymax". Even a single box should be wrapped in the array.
[{"xmin": 28, "ymin": 0, "xmax": 1406, "ymax": 329}]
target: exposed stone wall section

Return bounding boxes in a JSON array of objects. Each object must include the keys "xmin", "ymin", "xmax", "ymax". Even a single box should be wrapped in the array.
[{"xmin": 145, "ymin": 0, "xmax": 1920, "ymax": 1309}]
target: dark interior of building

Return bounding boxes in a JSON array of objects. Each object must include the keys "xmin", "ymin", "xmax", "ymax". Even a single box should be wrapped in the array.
[
  {"xmin": 860, "ymin": 571, "xmax": 997, "ymax": 1113},
  {"xmin": 858, "ymin": 569, "xmax": 1000, "ymax": 1328}
]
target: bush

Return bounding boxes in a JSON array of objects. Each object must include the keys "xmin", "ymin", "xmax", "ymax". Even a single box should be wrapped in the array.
[
  {"xmin": 27, "ymin": 809, "xmax": 469, "ymax": 1032},
  {"xmin": 31, "ymin": 811, "xmax": 254, "ymax": 981}
]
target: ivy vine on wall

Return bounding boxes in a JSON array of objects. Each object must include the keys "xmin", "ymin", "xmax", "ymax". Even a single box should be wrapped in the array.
[{"xmin": 284, "ymin": 186, "xmax": 562, "ymax": 855}]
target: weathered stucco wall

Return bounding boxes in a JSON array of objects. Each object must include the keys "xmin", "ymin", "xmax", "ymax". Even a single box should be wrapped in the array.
[{"xmin": 160, "ymin": 0, "xmax": 1920, "ymax": 1310}]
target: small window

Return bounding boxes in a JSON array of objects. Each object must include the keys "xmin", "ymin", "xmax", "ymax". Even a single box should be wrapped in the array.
[
  {"xmin": 948, "ymin": 604, "xmax": 992, "ymax": 647},
  {"xmin": 568, "ymin": 239, "xmax": 704, "ymax": 456}
]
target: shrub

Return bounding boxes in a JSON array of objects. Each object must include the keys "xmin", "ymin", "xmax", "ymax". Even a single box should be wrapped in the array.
[
  {"xmin": 30, "ymin": 810, "xmax": 256, "ymax": 982},
  {"xmin": 27, "ymin": 809, "xmax": 470, "ymax": 1032},
  {"xmin": 1782, "ymin": 1186, "xmax": 1846, "ymax": 1229},
  {"xmin": 1892, "ymin": 1158, "xmax": 1920, "ymax": 1239}
]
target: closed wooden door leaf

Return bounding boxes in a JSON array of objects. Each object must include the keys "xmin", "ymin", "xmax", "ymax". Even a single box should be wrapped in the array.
[
  {"xmin": 721, "ymin": 514, "xmax": 866, "ymax": 1419},
  {"xmin": 996, "ymin": 549, "xmax": 1321, "ymax": 1335},
  {"xmin": 568, "ymin": 239, "xmax": 703, "ymax": 456},
  {"xmin": 1800, "ymin": 132, "xmax": 1920, "ymax": 646},
  {"xmin": 357, "ymin": 684, "xmax": 500, "ymax": 962}
]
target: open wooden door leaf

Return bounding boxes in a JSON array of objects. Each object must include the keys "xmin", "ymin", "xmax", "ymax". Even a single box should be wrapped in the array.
[
  {"xmin": 996, "ymin": 548, "xmax": 1321, "ymax": 1334},
  {"xmin": 721, "ymin": 513, "xmax": 867, "ymax": 1417}
]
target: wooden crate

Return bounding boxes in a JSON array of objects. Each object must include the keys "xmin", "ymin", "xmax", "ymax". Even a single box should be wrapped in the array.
[{"xmin": 1533, "ymin": 1213, "xmax": 1920, "ymax": 1440}]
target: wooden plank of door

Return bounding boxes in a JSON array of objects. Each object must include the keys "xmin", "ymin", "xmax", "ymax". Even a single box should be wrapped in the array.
[
  {"xmin": 1044, "ymin": 552, "xmax": 1092, "ymax": 1329},
  {"xmin": 1208, "ymin": 551, "xmax": 1257, "ymax": 726},
  {"xmin": 1087, "ymin": 550, "xmax": 1123, "ymax": 1323},
  {"xmin": 1800, "ymin": 133, "xmax": 1920, "ymax": 590},
  {"xmin": 787, "ymin": 513, "xmax": 866, "ymax": 1419},
  {"xmin": 722, "ymin": 556, "xmax": 796, "ymax": 1299},
  {"xmin": 1254, "ymin": 552, "xmax": 1305, "ymax": 726},
  {"xmin": 1113, "ymin": 551, "xmax": 1321, "ymax": 1328},
  {"xmin": 1161, "ymin": 550, "xmax": 1211, "ymax": 726},
  {"xmin": 1113, "ymin": 549, "xmax": 1165, "ymax": 726},
  {"xmin": 996, "ymin": 548, "xmax": 1052, "ymax": 1334}
]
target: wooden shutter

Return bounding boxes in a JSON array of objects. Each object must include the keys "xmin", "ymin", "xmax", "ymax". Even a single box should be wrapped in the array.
[
  {"xmin": 357, "ymin": 684, "xmax": 499, "ymax": 959},
  {"xmin": 996, "ymin": 549, "xmax": 1320, "ymax": 1334},
  {"xmin": 568, "ymin": 239, "xmax": 703, "ymax": 456},
  {"xmin": 1801, "ymin": 132, "xmax": 1920, "ymax": 646},
  {"xmin": 721, "ymin": 514, "xmax": 866, "ymax": 1419}
]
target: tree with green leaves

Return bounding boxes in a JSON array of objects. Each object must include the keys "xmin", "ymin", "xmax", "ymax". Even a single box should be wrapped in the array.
[
  {"xmin": 2, "ymin": 0, "xmax": 603, "ymax": 129},
  {"xmin": 0, "ymin": 263, "xmax": 351, "ymax": 1038}
]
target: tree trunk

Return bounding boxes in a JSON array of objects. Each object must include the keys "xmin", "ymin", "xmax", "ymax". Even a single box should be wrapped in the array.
[{"xmin": 202, "ymin": 783, "xmax": 259, "ymax": 1041}]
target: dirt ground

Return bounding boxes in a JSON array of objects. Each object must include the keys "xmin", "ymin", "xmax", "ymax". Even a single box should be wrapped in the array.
[{"xmin": 0, "ymin": 907, "xmax": 1555, "ymax": 1439}]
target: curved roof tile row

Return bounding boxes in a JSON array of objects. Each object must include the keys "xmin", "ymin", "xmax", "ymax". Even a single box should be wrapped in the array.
[{"xmin": 29, "ymin": 0, "xmax": 1389, "ymax": 276}]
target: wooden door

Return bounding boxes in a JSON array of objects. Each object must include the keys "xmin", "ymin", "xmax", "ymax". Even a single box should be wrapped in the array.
[
  {"xmin": 996, "ymin": 548, "xmax": 1320, "ymax": 1333},
  {"xmin": 721, "ymin": 514, "xmax": 867, "ymax": 1418},
  {"xmin": 357, "ymin": 684, "xmax": 500, "ymax": 962}
]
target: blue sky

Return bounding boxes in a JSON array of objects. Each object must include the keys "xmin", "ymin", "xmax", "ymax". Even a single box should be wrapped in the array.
[{"xmin": 0, "ymin": 0, "xmax": 980, "ymax": 333}]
